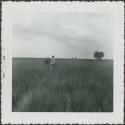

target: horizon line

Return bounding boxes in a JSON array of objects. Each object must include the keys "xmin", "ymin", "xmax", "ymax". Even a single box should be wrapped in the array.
[{"xmin": 12, "ymin": 57, "xmax": 113, "ymax": 60}]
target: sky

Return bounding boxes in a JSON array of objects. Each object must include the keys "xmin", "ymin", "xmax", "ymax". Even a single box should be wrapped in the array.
[{"xmin": 12, "ymin": 12, "xmax": 114, "ymax": 59}]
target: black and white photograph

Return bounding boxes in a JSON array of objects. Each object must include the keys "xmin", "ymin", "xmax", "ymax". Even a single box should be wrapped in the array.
[
  {"xmin": 1, "ymin": 1, "xmax": 124, "ymax": 124},
  {"xmin": 12, "ymin": 11, "xmax": 114, "ymax": 113}
]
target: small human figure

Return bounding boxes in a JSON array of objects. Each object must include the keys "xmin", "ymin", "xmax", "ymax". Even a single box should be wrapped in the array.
[
  {"xmin": 51, "ymin": 55, "xmax": 55, "ymax": 69},
  {"xmin": 44, "ymin": 57, "xmax": 50, "ymax": 64},
  {"xmin": 44, "ymin": 57, "xmax": 51, "ymax": 70}
]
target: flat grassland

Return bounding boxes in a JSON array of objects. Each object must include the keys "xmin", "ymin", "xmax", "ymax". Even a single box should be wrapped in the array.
[{"xmin": 12, "ymin": 58, "xmax": 113, "ymax": 112}]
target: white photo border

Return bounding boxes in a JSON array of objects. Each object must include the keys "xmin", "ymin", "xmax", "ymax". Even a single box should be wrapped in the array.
[{"xmin": 1, "ymin": 1, "xmax": 124, "ymax": 124}]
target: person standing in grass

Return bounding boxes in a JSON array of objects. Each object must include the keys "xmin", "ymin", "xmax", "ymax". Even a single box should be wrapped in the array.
[{"xmin": 51, "ymin": 55, "xmax": 56, "ymax": 69}]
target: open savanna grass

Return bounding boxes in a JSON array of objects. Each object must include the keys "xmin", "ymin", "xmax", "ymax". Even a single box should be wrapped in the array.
[{"xmin": 12, "ymin": 58, "xmax": 113, "ymax": 112}]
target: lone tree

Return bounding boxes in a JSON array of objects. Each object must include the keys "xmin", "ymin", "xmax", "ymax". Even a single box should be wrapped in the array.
[{"xmin": 94, "ymin": 51, "xmax": 104, "ymax": 60}]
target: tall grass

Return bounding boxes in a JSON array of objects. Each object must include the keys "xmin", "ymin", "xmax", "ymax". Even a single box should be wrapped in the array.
[{"xmin": 12, "ymin": 58, "xmax": 113, "ymax": 112}]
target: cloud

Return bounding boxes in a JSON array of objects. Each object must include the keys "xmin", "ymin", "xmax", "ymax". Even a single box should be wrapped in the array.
[{"xmin": 12, "ymin": 13, "xmax": 114, "ymax": 59}]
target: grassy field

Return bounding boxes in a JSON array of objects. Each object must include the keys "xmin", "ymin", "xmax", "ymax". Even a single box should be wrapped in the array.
[{"xmin": 12, "ymin": 58, "xmax": 113, "ymax": 112}]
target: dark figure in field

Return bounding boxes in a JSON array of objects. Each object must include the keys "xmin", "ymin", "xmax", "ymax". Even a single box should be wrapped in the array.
[
  {"xmin": 44, "ymin": 57, "xmax": 51, "ymax": 64},
  {"xmin": 44, "ymin": 57, "xmax": 51, "ymax": 70},
  {"xmin": 44, "ymin": 56, "xmax": 55, "ymax": 70}
]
